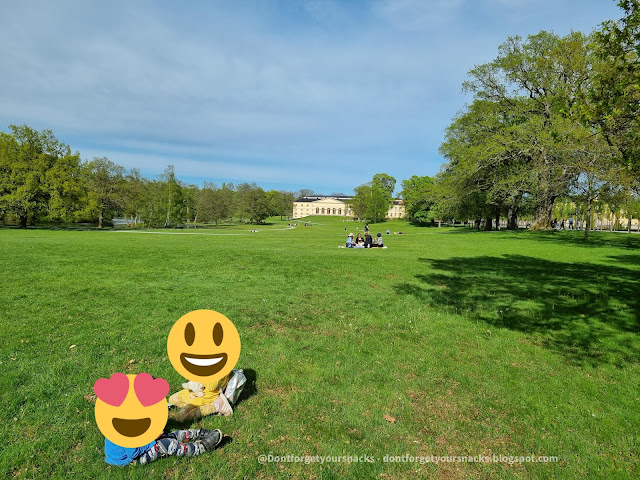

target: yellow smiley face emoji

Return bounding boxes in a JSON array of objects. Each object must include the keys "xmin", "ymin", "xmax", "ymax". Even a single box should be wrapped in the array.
[
  {"xmin": 93, "ymin": 373, "xmax": 169, "ymax": 448},
  {"xmin": 167, "ymin": 310, "xmax": 241, "ymax": 383}
]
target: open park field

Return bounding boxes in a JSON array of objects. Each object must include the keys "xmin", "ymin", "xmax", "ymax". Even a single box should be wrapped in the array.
[{"xmin": 1, "ymin": 217, "xmax": 639, "ymax": 479}]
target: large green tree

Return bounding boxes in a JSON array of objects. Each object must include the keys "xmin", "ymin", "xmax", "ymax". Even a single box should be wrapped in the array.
[
  {"xmin": 120, "ymin": 168, "xmax": 146, "ymax": 225},
  {"xmin": 351, "ymin": 173, "xmax": 396, "ymax": 222},
  {"xmin": 400, "ymin": 175, "xmax": 437, "ymax": 224},
  {"xmin": 244, "ymin": 186, "xmax": 270, "ymax": 224},
  {"xmin": 592, "ymin": 0, "xmax": 640, "ymax": 177},
  {"xmin": 0, "ymin": 125, "xmax": 82, "ymax": 227},
  {"xmin": 439, "ymin": 98, "xmax": 536, "ymax": 230},
  {"xmin": 196, "ymin": 182, "xmax": 234, "ymax": 226},
  {"xmin": 83, "ymin": 157, "xmax": 125, "ymax": 228},
  {"xmin": 446, "ymin": 31, "xmax": 596, "ymax": 229},
  {"xmin": 266, "ymin": 190, "xmax": 294, "ymax": 220},
  {"xmin": 160, "ymin": 165, "xmax": 185, "ymax": 227}
]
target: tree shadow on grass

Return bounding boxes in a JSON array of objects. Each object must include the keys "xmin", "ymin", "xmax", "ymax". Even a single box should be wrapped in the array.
[
  {"xmin": 0, "ymin": 223, "xmax": 102, "ymax": 231},
  {"xmin": 394, "ymin": 254, "xmax": 640, "ymax": 366},
  {"xmin": 511, "ymin": 229, "xmax": 640, "ymax": 250},
  {"xmin": 609, "ymin": 254, "xmax": 640, "ymax": 268}
]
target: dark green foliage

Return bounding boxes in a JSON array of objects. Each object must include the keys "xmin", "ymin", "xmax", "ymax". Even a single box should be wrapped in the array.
[
  {"xmin": 0, "ymin": 125, "xmax": 83, "ymax": 227},
  {"xmin": 400, "ymin": 175, "xmax": 437, "ymax": 224},
  {"xmin": 352, "ymin": 173, "xmax": 396, "ymax": 222}
]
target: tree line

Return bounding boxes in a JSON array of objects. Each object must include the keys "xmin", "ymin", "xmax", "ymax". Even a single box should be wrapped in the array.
[
  {"xmin": 0, "ymin": 121, "xmax": 404, "ymax": 228},
  {"xmin": 399, "ymin": 0, "xmax": 640, "ymax": 239},
  {"xmin": 0, "ymin": 124, "xmax": 297, "ymax": 228}
]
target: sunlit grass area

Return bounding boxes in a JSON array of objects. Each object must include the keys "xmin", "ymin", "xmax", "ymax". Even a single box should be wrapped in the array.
[{"xmin": 1, "ymin": 217, "xmax": 639, "ymax": 479}]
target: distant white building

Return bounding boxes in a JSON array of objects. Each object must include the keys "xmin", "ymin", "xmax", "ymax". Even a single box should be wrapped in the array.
[
  {"xmin": 387, "ymin": 200, "xmax": 405, "ymax": 218},
  {"xmin": 292, "ymin": 196, "xmax": 405, "ymax": 219}
]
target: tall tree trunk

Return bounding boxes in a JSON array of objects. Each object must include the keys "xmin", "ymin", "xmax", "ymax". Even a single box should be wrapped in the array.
[
  {"xmin": 628, "ymin": 216, "xmax": 632, "ymax": 233},
  {"xmin": 475, "ymin": 218, "xmax": 481, "ymax": 230},
  {"xmin": 495, "ymin": 205, "xmax": 500, "ymax": 231},
  {"xmin": 507, "ymin": 192, "xmax": 522, "ymax": 230},
  {"xmin": 585, "ymin": 197, "xmax": 592, "ymax": 241},
  {"xmin": 19, "ymin": 214, "xmax": 27, "ymax": 228},
  {"xmin": 99, "ymin": 207, "xmax": 104, "ymax": 229},
  {"xmin": 532, "ymin": 195, "xmax": 556, "ymax": 230},
  {"xmin": 484, "ymin": 217, "xmax": 493, "ymax": 231}
]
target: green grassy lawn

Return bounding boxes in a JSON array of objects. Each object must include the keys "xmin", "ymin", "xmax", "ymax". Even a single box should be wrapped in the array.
[{"xmin": 1, "ymin": 217, "xmax": 639, "ymax": 479}]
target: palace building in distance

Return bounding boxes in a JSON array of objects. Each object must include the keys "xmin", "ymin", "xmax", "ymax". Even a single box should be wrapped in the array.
[{"xmin": 292, "ymin": 195, "xmax": 405, "ymax": 219}]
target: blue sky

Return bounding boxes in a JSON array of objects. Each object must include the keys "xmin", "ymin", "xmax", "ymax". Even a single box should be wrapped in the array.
[{"xmin": 0, "ymin": 0, "xmax": 624, "ymax": 195}]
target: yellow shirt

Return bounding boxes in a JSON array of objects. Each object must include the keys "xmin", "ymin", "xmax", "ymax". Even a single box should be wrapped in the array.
[{"xmin": 171, "ymin": 375, "xmax": 230, "ymax": 407}]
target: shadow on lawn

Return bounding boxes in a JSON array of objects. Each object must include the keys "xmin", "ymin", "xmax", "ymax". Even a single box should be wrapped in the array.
[
  {"xmin": 512, "ymin": 229, "xmax": 640, "ymax": 250},
  {"xmin": 394, "ymin": 254, "xmax": 640, "ymax": 366}
]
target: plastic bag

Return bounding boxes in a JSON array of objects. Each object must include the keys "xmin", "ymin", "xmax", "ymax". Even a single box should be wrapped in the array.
[{"xmin": 224, "ymin": 369, "xmax": 246, "ymax": 405}]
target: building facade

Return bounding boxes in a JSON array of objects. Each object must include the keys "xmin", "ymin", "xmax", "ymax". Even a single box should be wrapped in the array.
[
  {"xmin": 292, "ymin": 196, "xmax": 405, "ymax": 220},
  {"xmin": 387, "ymin": 200, "xmax": 405, "ymax": 219}
]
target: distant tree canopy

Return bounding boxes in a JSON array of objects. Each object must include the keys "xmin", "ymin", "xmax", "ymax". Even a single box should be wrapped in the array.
[
  {"xmin": 0, "ymin": 125, "xmax": 299, "ymax": 228},
  {"xmin": 351, "ymin": 173, "xmax": 396, "ymax": 222},
  {"xmin": 0, "ymin": 125, "xmax": 82, "ymax": 227}
]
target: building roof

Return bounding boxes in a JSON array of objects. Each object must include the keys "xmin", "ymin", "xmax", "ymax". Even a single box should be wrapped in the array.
[
  {"xmin": 295, "ymin": 196, "xmax": 404, "ymax": 205},
  {"xmin": 294, "ymin": 195, "xmax": 352, "ymax": 202}
]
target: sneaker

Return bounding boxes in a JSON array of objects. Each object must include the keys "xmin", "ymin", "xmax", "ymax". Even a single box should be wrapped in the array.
[
  {"xmin": 189, "ymin": 428, "xmax": 214, "ymax": 441},
  {"xmin": 198, "ymin": 429, "xmax": 223, "ymax": 451},
  {"xmin": 214, "ymin": 392, "xmax": 233, "ymax": 417}
]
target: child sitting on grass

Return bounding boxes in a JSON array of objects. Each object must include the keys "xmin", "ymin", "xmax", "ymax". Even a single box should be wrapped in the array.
[
  {"xmin": 106, "ymin": 428, "xmax": 223, "ymax": 466},
  {"xmin": 168, "ymin": 374, "xmax": 234, "ymax": 421}
]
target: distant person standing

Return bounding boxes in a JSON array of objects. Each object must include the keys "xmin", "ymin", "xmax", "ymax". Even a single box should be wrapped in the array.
[
  {"xmin": 364, "ymin": 223, "xmax": 369, "ymax": 235},
  {"xmin": 569, "ymin": 216, "xmax": 574, "ymax": 230}
]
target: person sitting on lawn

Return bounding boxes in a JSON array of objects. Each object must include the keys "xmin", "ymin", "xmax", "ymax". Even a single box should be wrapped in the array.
[
  {"xmin": 355, "ymin": 233, "xmax": 364, "ymax": 246},
  {"xmin": 346, "ymin": 233, "xmax": 354, "ymax": 248},
  {"xmin": 364, "ymin": 233, "xmax": 373, "ymax": 248},
  {"xmin": 106, "ymin": 428, "xmax": 223, "ymax": 466},
  {"xmin": 168, "ymin": 375, "xmax": 233, "ymax": 421},
  {"xmin": 374, "ymin": 232, "xmax": 384, "ymax": 247}
]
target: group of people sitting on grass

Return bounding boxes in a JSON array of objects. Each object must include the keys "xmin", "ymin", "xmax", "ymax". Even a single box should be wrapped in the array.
[{"xmin": 346, "ymin": 232, "xmax": 384, "ymax": 248}]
